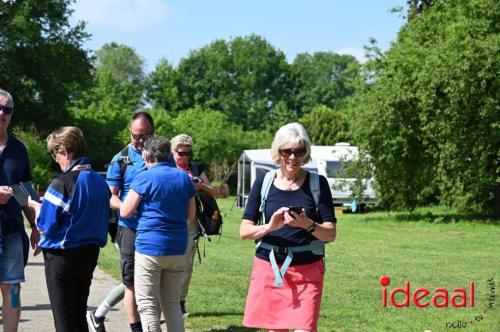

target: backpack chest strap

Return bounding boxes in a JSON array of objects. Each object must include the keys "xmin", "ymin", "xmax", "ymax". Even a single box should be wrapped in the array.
[{"xmin": 256, "ymin": 240, "xmax": 325, "ymax": 287}]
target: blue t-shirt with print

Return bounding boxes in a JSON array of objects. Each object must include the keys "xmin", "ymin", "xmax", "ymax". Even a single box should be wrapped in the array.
[
  {"xmin": 131, "ymin": 163, "xmax": 196, "ymax": 256},
  {"xmin": 106, "ymin": 145, "xmax": 146, "ymax": 230}
]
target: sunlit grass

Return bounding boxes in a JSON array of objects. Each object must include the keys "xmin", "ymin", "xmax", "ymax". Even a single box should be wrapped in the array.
[{"xmin": 98, "ymin": 198, "xmax": 500, "ymax": 331}]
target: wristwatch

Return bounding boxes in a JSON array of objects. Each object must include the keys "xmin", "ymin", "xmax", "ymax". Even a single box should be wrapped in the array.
[{"xmin": 306, "ymin": 222, "xmax": 316, "ymax": 233}]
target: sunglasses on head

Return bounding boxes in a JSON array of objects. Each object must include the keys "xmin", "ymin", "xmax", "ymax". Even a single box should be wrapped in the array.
[
  {"xmin": 131, "ymin": 133, "xmax": 152, "ymax": 141},
  {"xmin": 279, "ymin": 147, "xmax": 307, "ymax": 158},
  {"xmin": 176, "ymin": 150, "xmax": 191, "ymax": 157},
  {"xmin": 0, "ymin": 106, "xmax": 13, "ymax": 115}
]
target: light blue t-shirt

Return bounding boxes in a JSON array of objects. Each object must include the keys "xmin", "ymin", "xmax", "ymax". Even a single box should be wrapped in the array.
[
  {"xmin": 106, "ymin": 145, "xmax": 146, "ymax": 230},
  {"xmin": 131, "ymin": 163, "xmax": 196, "ymax": 256}
]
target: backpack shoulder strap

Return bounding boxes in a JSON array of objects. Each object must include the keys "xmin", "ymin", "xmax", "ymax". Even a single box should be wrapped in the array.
[
  {"xmin": 258, "ymin": 169, "xmax": 277, "ymax": 225},
  {"xmin": 119, "ymin": 146, "xmax": 130, "ymax": 179},
  {"xmin": 308, "ymin": 170, "xmax": 321, "ymax": 208},
  {"xmin": 190, "ymin": 162, "xmax": 200, "ymax": 177}
]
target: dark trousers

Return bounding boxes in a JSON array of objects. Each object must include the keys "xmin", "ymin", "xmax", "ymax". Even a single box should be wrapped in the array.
[{"xmin": 43, "ymin": 245, "xmax": 100, "ymax": 332}]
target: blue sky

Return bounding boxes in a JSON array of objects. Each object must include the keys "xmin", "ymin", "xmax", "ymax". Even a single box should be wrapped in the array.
[{"xmin": 71, "ymin": 0, "xmax": 406, "ymax": 72}]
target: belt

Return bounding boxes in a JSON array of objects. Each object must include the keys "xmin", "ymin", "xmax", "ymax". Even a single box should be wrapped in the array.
[{"xmin": 256, "ymin": 240, "xmax": 325, "ymax": 287}]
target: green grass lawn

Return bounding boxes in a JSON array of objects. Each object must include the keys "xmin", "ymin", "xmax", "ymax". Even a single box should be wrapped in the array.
[{"xmin": 98, "ymin": 198, "xmax": 500, "ymax": 331}]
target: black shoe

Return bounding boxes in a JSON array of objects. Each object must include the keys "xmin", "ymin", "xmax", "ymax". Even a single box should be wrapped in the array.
[
  {"xmin": 180, "ymin": 300, "xmax": 189, "ymax": 319},
  {"xmin": 87, "ymin": 310, "xmax": 106, "ymax": 332}
]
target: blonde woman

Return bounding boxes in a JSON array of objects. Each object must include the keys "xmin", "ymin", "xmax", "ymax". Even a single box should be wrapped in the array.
[
  {"xmin": 170, "ymin": 133, "xmax": 215, "ymax": 317},
  {"xmin": 240, "ymin": 123, "xmax": 337, "ymax": 332}
]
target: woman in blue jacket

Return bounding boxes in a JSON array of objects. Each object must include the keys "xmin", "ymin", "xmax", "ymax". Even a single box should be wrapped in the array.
[{"xmin": 29, "ymin": 126, "xmax": 110, "ymax": 332}]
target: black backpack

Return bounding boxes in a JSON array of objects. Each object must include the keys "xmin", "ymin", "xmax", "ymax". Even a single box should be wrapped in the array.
[
  {"xmin": 191, "ymin": 163, "xmax": 223, "ymax": 239},
  {"xmin": 195, "ymin": 191, "xmax": 223, "ymax": 237}
]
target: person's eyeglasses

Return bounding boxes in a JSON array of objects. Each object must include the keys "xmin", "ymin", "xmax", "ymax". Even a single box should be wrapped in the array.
[
  {"xmin": 279, "ymin": 148, "xmax": 307, "ymax": 158},
  {"xmin": 131, "ymin": 133, "xmax": 152, "ymax": 141},
  {"xmin": 176, "ymin": 150, "xmax": 191, "ymax": 157},
  {"xmin": 0, "ymin": 106, "xmax": 13, "ymax": 115}
]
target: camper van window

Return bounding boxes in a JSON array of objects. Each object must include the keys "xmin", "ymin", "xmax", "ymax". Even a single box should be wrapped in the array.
[{"xmin": 326, "ymin": 161, "xmax": 350, "ymax": 178}]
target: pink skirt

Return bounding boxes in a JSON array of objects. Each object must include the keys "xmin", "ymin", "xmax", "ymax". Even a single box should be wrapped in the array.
[{"xmin": 242, "ymin": 256, "xmax": 325, "ymax": 331}]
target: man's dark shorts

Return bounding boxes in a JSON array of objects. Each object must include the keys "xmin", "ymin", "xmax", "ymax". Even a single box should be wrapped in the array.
[{"xmin": 117, "ymin": 225, "xmax": 136, "ymax": 286}]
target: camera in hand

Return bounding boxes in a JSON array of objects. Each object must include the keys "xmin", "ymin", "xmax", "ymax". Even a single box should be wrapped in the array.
[{"xmin": 192, "ymin": 176, "xmax": 201, "ymax": 184}]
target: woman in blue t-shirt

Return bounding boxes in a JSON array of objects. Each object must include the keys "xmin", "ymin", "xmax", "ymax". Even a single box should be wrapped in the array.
[
  {"xmin": 239, "ymin": 122, "xmax": 337, "ymax": 332},
  {"xmin": 120, "ymin": 136, "xmax": 195, "ymax": 332}
]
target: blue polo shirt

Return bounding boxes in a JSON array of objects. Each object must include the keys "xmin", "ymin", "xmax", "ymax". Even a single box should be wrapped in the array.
[
  {"xmin": 0, "ymin": 135, "xmax": 32, "ymax": 235},
  {"xmin": 106, "ymin": 145, "xmax": 146, "ymax": 230},
  {"xmin": 131, "ymin": 163, "xmax": 195, "ymax": 256},
  {"xmin": 106, "ymin": 145, "xmax": 176, "ymax": 231}
]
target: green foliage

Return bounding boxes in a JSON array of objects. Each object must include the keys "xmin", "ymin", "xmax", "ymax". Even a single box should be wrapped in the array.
[
  {"xmin": 169, "ymin": 107, "xmax": 272, "ymax": 173},
  {"xmin": 67, "ymin": 43, "xmax": 148, "ymax": 169},
  {"xmin": 13, "ymin": 127, "xmax": 53, "ymax": 187},
  {"xmin": 70, "ymin": 105, "xmax": 130, "ymax": 170},
  {"xmin": 0, "ymin": 0, "xmax": 92, "ymax": 132},
  {"xmin": 333, "ymin": 150, "xmax": 376, "ymax": 204},
  {"xmin": 90, "ymin": 42, "xmax": 145, "ymax": 111},
  {"xmin": 407, "ymin": 0, "xmax": 436, "ymax": 20},
  {"xmin": 290, "ymin": 52, "xmax": 360, "ymax": 115},
  {"xmin": 350, "ymin": 0, "xmax": 500, "ymax": 213},
  {"xmin": 146, "ymin": 37, "xmax": 363, "ymax": 135},
  {"xmin": 94, "ymin": 42, "xmax": 145, "ymax": 83},
  {"xmin": 154, "ymin": 35, "xmax": 291, "ymax": 130},
  {"xmin": 265, "ymin": 100, "xmax": 299, "ymax": 133},
  {"xmin": 147, "ymin": 107, "xmax": 175, "ymax": 138},
  {"xmin": 98, "ymin": 199, "xmax": 500, "ymax": 331},
  {"xmin": 145, "ymin": 59, "xmax": 181, "ymax": 113},
  {"xmin": 300, "ymin": 105, "xmax": 350, "ymax": 145}
]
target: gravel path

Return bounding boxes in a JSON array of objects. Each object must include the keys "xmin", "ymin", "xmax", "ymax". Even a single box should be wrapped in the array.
[{"xmin": 17, "ymin": 248, "xmax": 130, "ymax": 332}]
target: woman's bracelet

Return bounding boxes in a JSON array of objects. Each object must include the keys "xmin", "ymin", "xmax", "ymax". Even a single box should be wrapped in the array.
[{"xmin": 306, "ymin": 221, "xmax": 317, "ymax": 233}]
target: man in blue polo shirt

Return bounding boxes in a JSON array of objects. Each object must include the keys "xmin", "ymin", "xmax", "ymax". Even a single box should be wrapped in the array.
[
  {"xmin": 0, "ymin": 89, "xmax": 40, "ymax": 331},
  {"xmin": 99, "ymin": 112, "xmax": 154, "ymax": 332}
]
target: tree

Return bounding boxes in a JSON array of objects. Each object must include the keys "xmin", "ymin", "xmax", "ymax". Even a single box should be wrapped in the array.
[
  {"xmin": 290, "ymin": 52, "xmax": 360, "ymax": 116},
  {"xmin": 69, "ymin": 43, "xmax": 146, "ymax": 169},
  {"xmin": 173, "ymin": 35, "xmax": 291, "ymax": 130},
  {"xmin": 146, "ymin": 59, "xmax": 180, "ymax": 113},
  {"xmin": 0, "ymin": 0, "xmax": 92, "ymax": 131},
  {"xmin": 265, "ymin": 100, "xmax": 298, "ymax": 133},
  {"xmin": 70, "ymin": 105, "xmax": 130, "ymax": 170},
  {"xmin": 300, "ymin": 105, "xmax": 350, "ymax": 145},
  {"xmin": 90, "ymin": 42, "xmax": 145, "ymax": 111},
  {"xmin": 14, "ymin": 126, "xmax": 53, "ymax": 188},
  {"xmin": 350, "ymin": 0, "xmax": 500, "ymax": 213},
  {"xmin": 407, "ymin": 0, "xmax": 436, "ymax": 20}
]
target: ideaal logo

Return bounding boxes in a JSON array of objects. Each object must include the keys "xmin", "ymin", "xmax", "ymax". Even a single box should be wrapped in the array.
[
  {"xmin": 379, "ymin": 276, "xmax": 496, "ymax": 329},
  {"xmin": 379, "ymin": 275, "xmax": 475, "ymax": 308}
]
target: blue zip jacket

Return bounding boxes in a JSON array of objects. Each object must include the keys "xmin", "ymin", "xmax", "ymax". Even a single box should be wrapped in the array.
[{"xmin": 37, "ymin": 157, "xmax": 110, "ymax": 249}]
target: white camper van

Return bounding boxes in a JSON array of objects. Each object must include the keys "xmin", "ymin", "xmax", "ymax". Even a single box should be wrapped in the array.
[{"xmin": 237, "ymin": 143, "xmax": 377, "ymax": 208}]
